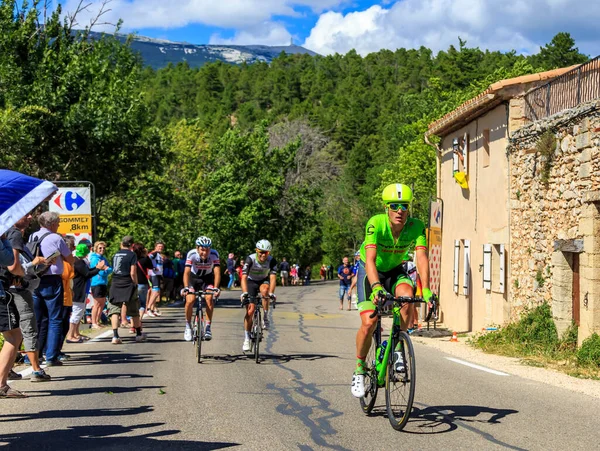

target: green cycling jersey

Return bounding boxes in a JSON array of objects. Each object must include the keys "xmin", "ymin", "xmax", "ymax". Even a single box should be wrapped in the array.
[{"xmin": 359, "ymin": 214, "xmax": 428, "ymax": 272}]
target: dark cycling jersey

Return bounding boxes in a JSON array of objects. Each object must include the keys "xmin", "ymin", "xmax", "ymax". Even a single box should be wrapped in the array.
[
  {"xmin": 242, "ymin": 253, "xmax": 278, "ymax": 282},
  {"xmin": 185, "ymin": 249, "xmax": 220, "ymax": 277},
  {"xmin": 359, "ymin": 214, "xmax": 427, "ymax": 272}
]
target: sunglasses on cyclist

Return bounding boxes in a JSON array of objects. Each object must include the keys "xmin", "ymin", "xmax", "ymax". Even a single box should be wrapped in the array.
[
  {"xmin": 257, "ymin": 250, "xmax": 270, "ymax": 255},
  {"xmin": 387, "ymin": 203, "xmax": 410, "ymax": 212}
]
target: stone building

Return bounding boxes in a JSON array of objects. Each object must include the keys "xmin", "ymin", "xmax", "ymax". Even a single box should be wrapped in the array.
[{"xmin": 425, "ymin": 60, "xmax": 600, "ymax": 343}]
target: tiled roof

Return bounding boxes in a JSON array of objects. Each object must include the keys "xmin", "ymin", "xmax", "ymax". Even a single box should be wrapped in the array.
[{"xmin": 426, "ymin": 65, "xmax": 580, "ymax": 137}]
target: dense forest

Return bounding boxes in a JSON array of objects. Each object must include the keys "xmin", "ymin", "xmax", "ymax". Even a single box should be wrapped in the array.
[{"xmin": 0, "ymin": 0, "xmax": 590, "ymax": 264}]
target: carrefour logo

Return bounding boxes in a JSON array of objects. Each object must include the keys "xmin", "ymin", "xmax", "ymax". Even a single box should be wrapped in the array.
[{"xmin": 53, "ymin": 191, "xmax": 85, "ymax": 212}]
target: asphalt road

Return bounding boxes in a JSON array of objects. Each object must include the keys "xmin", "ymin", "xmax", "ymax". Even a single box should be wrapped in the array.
[{"xmin": 1, "ymin": 281, "xmax": 599, "ymax": 450}]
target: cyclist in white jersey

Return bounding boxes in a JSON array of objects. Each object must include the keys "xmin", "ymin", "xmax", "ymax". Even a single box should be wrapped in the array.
[
  {"xmin": 240, "ymin": 239, "xmax": 277, "ymax": 352},
  {"xmin": 182, "ymin": 236, "xmax": 221, "ymax": 341}
]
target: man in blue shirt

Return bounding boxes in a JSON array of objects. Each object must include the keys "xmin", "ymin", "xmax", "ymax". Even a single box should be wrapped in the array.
[{"xmin": 337, "ymin": 257, "xmax": 353, "ymax": 310}]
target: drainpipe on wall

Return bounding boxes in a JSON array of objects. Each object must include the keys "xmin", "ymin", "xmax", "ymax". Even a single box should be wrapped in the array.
[{"xmin": 504, "ymin": 101, "xmax": 512, "ymax": 316}]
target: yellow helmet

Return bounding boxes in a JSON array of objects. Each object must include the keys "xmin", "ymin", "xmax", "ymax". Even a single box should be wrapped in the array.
[{"xmin": 382, "ymin": 184, "xmax": 413, "ymax": 203}]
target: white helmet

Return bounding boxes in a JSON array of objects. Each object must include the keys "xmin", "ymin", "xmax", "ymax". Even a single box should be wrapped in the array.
[
  {"xmin": 256, "ymin": 239, "xmax": 272, "ymax": 252},
  {"xmin": 195, "ymin": 236, "xmax": 212, "ymax": 248}
]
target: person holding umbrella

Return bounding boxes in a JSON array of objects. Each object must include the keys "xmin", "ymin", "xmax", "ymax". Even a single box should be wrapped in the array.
[{"xmin": 0, "ymin": 169, "xmax": 57, "ymax": 398}]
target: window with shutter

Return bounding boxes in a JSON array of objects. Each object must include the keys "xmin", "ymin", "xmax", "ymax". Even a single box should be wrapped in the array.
[
  {"xmin": 483, "ymin": 244, "xmax": 492, "ymax": 290},
  {"xmin": 463, "ymin": 240, "xmax": 470, "ymax": 295},
  {"xmin": 453, "ymin": 240, "xmax": 460, "ymax": 294}
]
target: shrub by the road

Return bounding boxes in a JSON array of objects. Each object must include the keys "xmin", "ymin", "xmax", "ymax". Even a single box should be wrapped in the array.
[{"xmin": 577, "ymin": 333, "xmax": 600, "ymax": 367}]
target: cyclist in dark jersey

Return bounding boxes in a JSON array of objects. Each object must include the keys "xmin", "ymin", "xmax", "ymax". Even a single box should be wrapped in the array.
[
  {"xmin": 350, "ymin": 184, "xmax": 434, "ymax": 398},
  {"xmin": 182, "ymin": 236, "xmax": 221, "ymax": 342},
  {"xmin": 240, "ymin": 239, "xmax": 277, "ymax": 352}
]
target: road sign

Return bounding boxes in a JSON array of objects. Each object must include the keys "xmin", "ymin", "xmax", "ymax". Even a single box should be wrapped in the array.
[
  {"xmin": 49, "ymin": 188, "xmax": 91, "ymax": 215},
  {"xmin": 57, "ymin": 215, "xmax": 92, "ymax": 235}
]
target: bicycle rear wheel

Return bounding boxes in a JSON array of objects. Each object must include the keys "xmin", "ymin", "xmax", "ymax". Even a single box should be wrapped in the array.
[
  {"xmin": 359, "ymin": 330, "xmax": 379, "ymax": 414},
  {"xmin": 385, "ymin": 331, "xmax": 416, "ymax": 430},
  {"xmin": 253, "ymin": 309, "xmax": 261, "ymax": 363},
  {"xmin": 196, "ymin": 306, "xmax": 203, "ymax": 363}
]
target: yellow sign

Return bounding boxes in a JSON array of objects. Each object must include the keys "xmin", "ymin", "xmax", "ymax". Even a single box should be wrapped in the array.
[{"xmin": 58, "ymin": 215, "xmax": 92, "ymax": 234}]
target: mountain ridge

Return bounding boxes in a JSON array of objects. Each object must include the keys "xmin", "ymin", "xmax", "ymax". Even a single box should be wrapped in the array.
[{"xmin": 88, "ymin": 31, "xmax": 318, "ymax": 69}]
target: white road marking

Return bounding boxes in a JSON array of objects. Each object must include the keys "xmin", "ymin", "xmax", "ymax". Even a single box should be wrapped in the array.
[
  {"xmin": 445, "ymin": 357, "xmax": 510, "ymax": 376},
  {"xmin": 87, "ymin": 330, "xmax": 114, "ymax": 342}
]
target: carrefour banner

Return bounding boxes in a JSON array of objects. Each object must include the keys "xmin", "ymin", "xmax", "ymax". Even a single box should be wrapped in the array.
[{"xmin": 49, "ymin": 188, "xmax": 91, "ymax": 215}]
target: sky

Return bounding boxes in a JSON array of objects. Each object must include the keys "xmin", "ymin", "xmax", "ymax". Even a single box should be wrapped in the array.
[{"xmin": 56, "ymin": 0, "xmax": 599, "ymax": 57}]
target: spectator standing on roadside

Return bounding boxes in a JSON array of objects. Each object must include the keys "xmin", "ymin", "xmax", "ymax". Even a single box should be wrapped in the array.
[
  {"xmin": 133, "ymin": 243, "xmax": 153, "ymax": 321},
  {"xmin": 108, "ymin": 236, "xmax": 145, "ymax": 344},
  {"xmin": 5, "ymin": 215, "xmax": 51, "ymax": 382},
  {"xmin": 30, "ymin": 212, "xmax": 74, "ymax": 366},
  {"xmin": 0, "ymin": 236, "xmax": 25, "ymax": 397},
  {"xmin": 348, "ymin": 251, "xmax": 361, "ymax": 304},
  {"xmin": 279, "ymin": 257, "xmax": 290, "ymax": 286},
  {"xmin": 162, "ymin": 251, "xmax": 176, "ymax": 302},
  {"xmin": 89, "ymin": 241, "xmax": 112, "ymax": 329},
  {"xmin": 290, "ymin": 264, "xmax": 298, "ymax": 286},
  {"xmin": 172, "ymin": 251, "xmax": 184, "ymax": 300},
  {"xmin": 304, "ymin": 266, "xmax": 311, "ymax": 286},
  {"xmin": 226, "ymin": 253, "xmax": 236, "ymax": 289},
  {"xmin": 146, "ymin": 241, "xmax": 164, "ymax": 317},
  {"xmin": 320, "ymin": 264, "xmax": 326, "ymax": 281},
  {"xmin": 67, "ymin": 244, "xmax": 106, "ymax": 343},
  {"xmin": 327, "ymin": 264, "xmax": 334, "ymax": 280},
  {"xmin": 235, "ymin": 259, "xmax": 243, "ymax": 288},
  {"xmin": 62, "ymin": 237, "xmax": 76, "ymax": 343},
  {"xmin": 338, "ymin": 257, "xmax": 352, "ymax": 310}
]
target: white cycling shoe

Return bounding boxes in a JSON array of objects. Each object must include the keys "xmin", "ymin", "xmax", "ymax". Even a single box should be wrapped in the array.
[
  {"xmin": 184, "ymin": 327, "xmax": 192, "ymax": 342},
  {"xmin": 351, "ymin": 373, "xmax": 366, "ymax": 398},
  {"xmin": 242, "ymin": 338, "xmax": 251, "ymax": 352}
]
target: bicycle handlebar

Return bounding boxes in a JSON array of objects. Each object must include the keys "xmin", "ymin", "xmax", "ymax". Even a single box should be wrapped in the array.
[
  {"xmin": 369, "ymin": 293, "xmax": 438, "ymax": 321},
  {"xmin": 182, "ymin": 287, "xmax": 220, "ymax": 297}
]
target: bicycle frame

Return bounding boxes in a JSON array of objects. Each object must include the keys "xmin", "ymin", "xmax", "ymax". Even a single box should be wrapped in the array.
[{"xmin": 372, "ymin": 296, "xmax": 428, "ymax": 386}]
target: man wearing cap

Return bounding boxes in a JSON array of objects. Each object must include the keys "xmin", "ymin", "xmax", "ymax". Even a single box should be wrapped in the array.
[{"xmin": 108, "ymin": 236, "xmax": 144, "ymax": 344}]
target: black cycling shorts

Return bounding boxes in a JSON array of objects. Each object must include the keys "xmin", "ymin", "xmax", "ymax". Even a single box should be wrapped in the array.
[
  {"xmin": 91, "ymin": 285, "xmax": 108, "ymax": 298},
  {"xmin": 246, "ymin": 278, "xmax": 270, "ymax": 298},
  {"xmin": 190, "ymin": 273, "xmax": 215, "ymax": 292}
]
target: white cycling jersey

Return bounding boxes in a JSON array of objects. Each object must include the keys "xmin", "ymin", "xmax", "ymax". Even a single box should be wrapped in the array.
[
  {"xmin": 185, "ymin": 249, "xmax": 220, "ymax": 277},
  {"xmin": 242, "ymin": 253, "xmax": 278, "ymax": 282}
]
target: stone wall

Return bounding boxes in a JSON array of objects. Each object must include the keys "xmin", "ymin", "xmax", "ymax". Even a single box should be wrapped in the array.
[{"xmin": 508, "ymin": 99, "xmax": 600, "ymax": 342}]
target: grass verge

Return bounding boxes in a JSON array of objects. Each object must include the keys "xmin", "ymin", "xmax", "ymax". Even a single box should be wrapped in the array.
[{"xmin": 470, "ymin": 303, "xmax": 600, "ymax": 379}]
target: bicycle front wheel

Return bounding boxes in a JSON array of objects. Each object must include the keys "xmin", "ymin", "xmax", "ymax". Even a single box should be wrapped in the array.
[
  {"xmin": 254, "ymin": 309, "xmax": 261, "ymax": 363},
  {"xmin": 359, "ymin": 331, "xmax": 379, "ymax": 415},
  {"xmin": 385, "ymin": 331, "xmax": 416, "ymax": 431}
]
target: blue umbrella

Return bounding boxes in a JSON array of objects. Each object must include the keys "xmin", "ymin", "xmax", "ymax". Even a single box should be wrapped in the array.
[{"xmin": 0, "ymin": 170, "xmax": 57, "ymax": 236}]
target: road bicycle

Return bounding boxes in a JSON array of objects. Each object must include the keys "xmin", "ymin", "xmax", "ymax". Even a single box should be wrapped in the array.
[
  {"xmin": 243, "ymin": 294, "xmax": 274, "ymax": 363},
  {"xmin": 183, "ymin": 288, "xmax": 218, "ymax": 363},
  {"xmin": 359, "ymin": 292, "xmax": 438, "ymax": 431}
]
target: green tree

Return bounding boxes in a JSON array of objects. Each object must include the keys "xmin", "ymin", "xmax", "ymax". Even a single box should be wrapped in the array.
[{"xmin": 531, "ymin": 32, "xmax": 588, "ymax": 70}]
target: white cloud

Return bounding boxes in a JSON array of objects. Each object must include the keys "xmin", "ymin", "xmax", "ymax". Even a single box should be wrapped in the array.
[
  {"xmin": 303, "ymin": 0, "xmax": 600, "ymax": 56},
  {"xmin": 58, "ymin": 0, "xmax": 345, "ymax": 44},
  {"xmin": 209, "ymin": 22, "xmax": 292, "ymax": 46}
]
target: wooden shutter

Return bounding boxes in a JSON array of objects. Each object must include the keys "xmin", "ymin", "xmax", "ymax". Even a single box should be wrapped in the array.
[
  {"xmin": 483, "ymin": 244, "xmax": 492, "ymax": 290},
  {"xmin": 453, "ymin": 240, "xmax": 460, "ymax": 294},
  {"xmin": 499, "ymin": 244, "xmax": 505, "ymax": 294},
  {"xmin": 463, "ymin": 240, "xmax": 470, "ymax": 295}
]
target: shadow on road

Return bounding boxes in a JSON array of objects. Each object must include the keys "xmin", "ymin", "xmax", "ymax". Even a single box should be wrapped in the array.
[
  {"xmin": 0, "ymin": 422, "xmax": 239, "ymax": 450},
  {"xmin": 64, "ymin": 352, "xmax": 164, "ymax": 366},
  {"xmin": 0, "ymin": 406, "xmax": 155, "ymax": 423},
  {"xmin": 24, "ymin": 384, "xmax": 165, "ymax": 398},
  {"xmin": 199, "ymin": 353, "xmax": 339, "ymax": 365}
]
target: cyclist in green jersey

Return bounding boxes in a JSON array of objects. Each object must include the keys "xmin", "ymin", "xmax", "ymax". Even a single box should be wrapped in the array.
[{"xmin": 350, "ymin": 183, "xmax": 435, "ymax": 398}]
